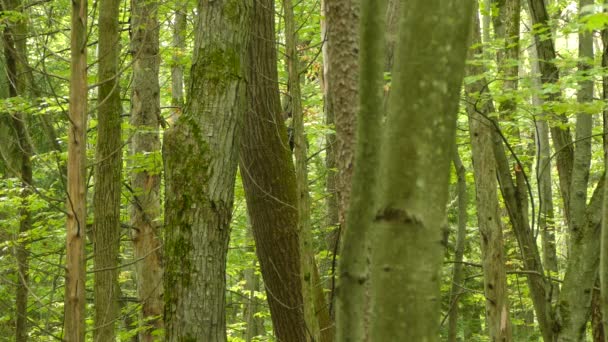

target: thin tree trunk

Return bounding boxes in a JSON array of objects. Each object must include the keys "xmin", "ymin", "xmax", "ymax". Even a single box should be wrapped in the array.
[
  {"xmin": 369, "ymin": 1, "xmax": 473, "ymax": 340},
  {"xmin": 334, "ymin": 0, "xmax": 386, "ymax": 340},
  {"xmin": 1, "ymin": 0, "xmax": 32, "ymax": 339},
  {"xmin": 591, "ymin": 282, "xmax": 605, "ymax": 342},
  {"xmin": 239, "ymin": 0, "xmax": 307, "ymax": 340},
  {"xmin": 65, "ymin": 0, "xmax": 88, "ymax": 339},
  {"xmin": 531, "ymin": 33, "xmax": 559, "ymax": 286},
  {"xmin": 553, "ymin": 1, "xmax": 596, "ymax": 340},
  {"xmin": 447, "ymin": 151, "xmax": 468, "ymax": 342},
  {"xmin": 527, "ymin": 0, "xmax": 574, "ymax": 226},
  {"xmin": 324, "ymin": 0, "xmax": 359, "ymax": 232},
  {"xmin": 601, "ymin": 2, "xmax": 608, "ymax": 337},
  {"xmin": 243, "ymin": 259, "xmax": 265, "ymax": 342},
  {"xmin": 171, "ymin": 0, "xmax": 186, "ymax": 118},
  {"xmin": 284, "ymin": 0, "xmax": 320, "ymax": 339},
  {"xmin": 320, "ymin": 0, "xmax": 340, "ymax": 300},
  {"xmin": 162, "ymin": 0, "xmax": 251, "ymax": 340},
  {"xmin": 130, "ymin": 0, "xmax": 163, "ymax": 339},
  {"xmin": 93, "ymin": 0, "xmax": 122, "ymax": 339},
  {"xmin": 465, "ymin": 10, "xmax": 512, "ymax": 339}
]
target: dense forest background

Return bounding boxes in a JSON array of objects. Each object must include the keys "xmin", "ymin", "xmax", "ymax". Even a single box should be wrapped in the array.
[{"xmin": 3, "ymin": 0, "xmax": 608, "ymax": 341}]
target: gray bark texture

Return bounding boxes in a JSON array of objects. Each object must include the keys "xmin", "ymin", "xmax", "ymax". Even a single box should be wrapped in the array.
[
  {"xmin": 335, "ymin": 0, "xmax": 386, "ymax": 340},
  {"xmin": 162, "ymin": 0, "xmax": 250, "ymax": 340},
  {"xmin": 369, "ymin": 1, "xmax": 473, "ymax": 341},
  {"xmin": 325, "ymin": 0, "xmax": 359, "ymax": 231},
  {"xmin": 130, "ymin": 0, "xmax": 164, "ymax": 338}
]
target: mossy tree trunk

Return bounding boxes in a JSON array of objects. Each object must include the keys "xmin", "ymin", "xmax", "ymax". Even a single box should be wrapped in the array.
[
  {"xmin": 130, "ymin": 0, "xmax": 163, "ymax": 339},
  {"xmin": 65, "ymin": 0, "xmax": 88, "ymax": 339},
  {"xmin": 92, "ymin": 0, "xmax": 122, "ymax": 339},
  {"xmin": 239, "ymin": 0, "xmax": 307, "ymax": 340},
  {"xmin": 369, "ymin": 1, "xmax": 473, "ymax": 341},
  {"xmin": 162, "ymin": 0, "xmax": 251, "ymax": 340}
]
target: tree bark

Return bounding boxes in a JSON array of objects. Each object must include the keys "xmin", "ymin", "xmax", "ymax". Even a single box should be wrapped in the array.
[
  {"xmin": 162, "ymin": 0, "xmax": 250, "ymax": 340},
  {"xmin": 334, "ymin": 0, "xmax": 386, "ymax": 340},
  {"xmin": 527, "ymin": 0, "xmax": 574, "ymax": 225},
  {"xmin": 65, "ymin": 0, "xmax": 88, "ymax": 339},
  {"xmin": 130, "ymin": 0, "xmax": 163, "ymax": 339},
  {"xmin": 284, "ymin": 0, "xmax": 320, "ymax": 339},
  {"xmin": 239, "ymin": 0, "xmax": 307, "ymax": 340},
  {"xmin": 243, "ymin": 259, "xmax": 265, "ymax": 341},
  {"xmin": 369, "ymin": 1, "xmax": 473, "ymax": 340},
  {"xmin": 601, "ymin": 3, "xmax": 608, "ymax": 337},
  {"xmin": 93, "ymin": 0, "xmax": 122, "ymax": 339},
  {"xmin": 171, "ymin": 0, "xmax": 186, "ymax": 120},
  {"xmin": 553, "ymin": 2, "xmax": 596, "ymax": 340},
  {"xmin": 447, "ymin": 151, "xmax": 468, "ymax": 342},
  {"xmin": 557, "ymin": 177, "xmax": 605, "ymax": 341},
  {"xmin": 465, "ymin": 10, "xmax": 513, "ymax": 339},
  {"xmin": 324, "ymin": 0, "xmax": 359, "ymax": 232}
]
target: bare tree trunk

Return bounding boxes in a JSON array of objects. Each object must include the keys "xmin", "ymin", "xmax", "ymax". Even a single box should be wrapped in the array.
[
  {"xmin": 334, "ymin": 0, "xmax": 386, "ymax": 340},
  {"xmin": 284, "ymin": 0, "xmax": 319, "ymax": 339},
  {"xmin": 601, "ymin": 3, "xmax": 608, "ymax": 337},
  {"xmin": 92, "ymin": 0, "xmax": 122, "ymax": 339},
  {"xmin": 447, "ymin": 151, "xmax": 468, "ymax": 342},
  {"xmin": 243, "ymin": 259, "xmax": 265, "ymax": 342},
  {"xmin": 162, "ymin": 0, "xmax": 251, "ymax": 340},
  {"xmin": 369, "ymin": 1, "xmax": 473, "ymax": 340},
  {"xmin": 239, "ymin": 1, "xmax": 307, "ymax": 340},
  {"xmin": 65, "ymin": 0, "xmax": 88, "ymax": 339},
  {"xmin": 171, "ymin": 0, "xmax": 186, "ymax": 120},
  {"xmin": 130, "ymin": 0, "xmax": 163, "ymax": 339},
  {"xmin": 325, "ymin": 0, "xmax": 359, "ymax": 232},
  {"xmin": 465, "ymin": 10, "xmax": 512, "ymax": 339}
]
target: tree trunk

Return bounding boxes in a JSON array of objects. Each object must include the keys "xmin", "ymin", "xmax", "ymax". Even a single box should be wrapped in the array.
[
  {"xmin": 553, "ymin": 1, "xmax": 597, "ymax": 340},
  {"xmin": 447, "ymin": 151, "xmax": 468, "ymax": 342},
  {"xmin": 0, "ymin": 0, "xmax": 32, "ymax": 340},
  {"xmin": 162, "ymin": 0, "xmax": 250, "ymax": 340},
  {"xmin": 531, "ymin": 33, "xmax": 559, "ymax": 285},
  {"xmin": 324, "ymin": 0, "xmax": 359, "ymax": 232},
  {"xmin": 369, "ymin": 1, "xmax": 473, "ymax": 340},
  {"xmin": 92, "ymin": 0, "xmax": 122, "ymax": 339},
  {"xmin": 171, "ymin": 0, "xmax": 186, "ymax": 120},
  {"xmin": 602, "ymin": 3, "xmax": 608, "ymax": 337},
  {"xmin": 334, "ymin": 0, "xmax": 386, "ymax": 340},
  {"xmin": 557, "ymin": 177, "xmax": 604, "ymax": 341},
  {"xmin": 239, "ymin": 1, "xmax": 307, "ymax": 340},
  {"xmin": 284, "ymin": 0, "xmax": 320, "ymax": 339},
  {"xmin": 65, "ymin": 0, "xmax": 88, "ymax": 339},
  {"xmin": 527, "ymin": 0, "xmax": 574, "ymax": 226},
  {"xmin": 591, "ymin": 283, "xmax": 605, "ymax": 342},
  {"xmin": 243, "ymin": 259, "xmax": 265, "ymax": 342},
  {"xmin": 320, "ymin": 0, "xmax": 340, "ymax": 300},
  {"xmin": 130, "ymin": 0, "xmax": 163, "ymax": 339},
  {"xmin": 465, "ymin": 10, "xmax": 512, "ymax": 339}
]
